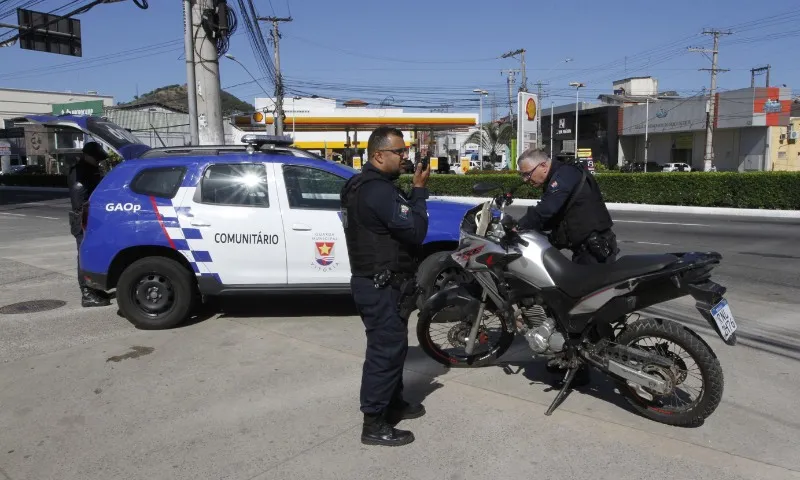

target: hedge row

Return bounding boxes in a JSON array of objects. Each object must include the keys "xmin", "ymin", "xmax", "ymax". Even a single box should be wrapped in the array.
[
  {"xmin": 4, "ymin": 171, "xmax": 799, "ymax": 210},
  {"xmin": 399, "ymin": 171, "xmax": 800, "ymax": 210}
]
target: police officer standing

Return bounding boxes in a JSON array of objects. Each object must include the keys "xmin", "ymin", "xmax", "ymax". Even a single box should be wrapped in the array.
[
  {"xmin": 68, "ymin": 141, "xmax": 111, "ymax": 308},
  {"xmin": 340, "ymin": 126, "xmax": 431, "ymax": 447},
  {"xmin": 505, "ymin": 148, "xmax": 619, "ymax": 385}
]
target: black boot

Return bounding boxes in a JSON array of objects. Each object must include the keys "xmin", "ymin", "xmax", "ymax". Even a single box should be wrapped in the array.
[
  {"xmin": 386, "ymin": 400, "xmax": 426, "ymax": 425},
  {"xmin": 81, "ymin": 287, "xmax": 111, "ymax": 308},
  {"xmin": 361, "ymin": 412, "xmax": 415, "ymax": 446}
]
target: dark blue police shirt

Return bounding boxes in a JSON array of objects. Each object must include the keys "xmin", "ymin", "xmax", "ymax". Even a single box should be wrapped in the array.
[
  {"xmin": 357, "ymin": 163, "xmax": 430, "ymax": 246},
  {"xmin": 517, "ymin": 161, "xmax": 583, "ymax": 232}
]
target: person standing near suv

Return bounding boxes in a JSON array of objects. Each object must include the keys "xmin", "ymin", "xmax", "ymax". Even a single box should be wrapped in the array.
[
  {"xmin": 340, "ymin": 126, "xmax": 431, "ymax": 447},
  {"xmin": 68, "ymin": 142, "xmax": 111, "ymax": 308}
]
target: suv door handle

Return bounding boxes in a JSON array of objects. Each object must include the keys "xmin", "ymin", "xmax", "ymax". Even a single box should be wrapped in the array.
[
  {"xmin": 292, "ymin": 223, "xmax": 311, "ymax": 231},
  {"xmin": 190, "ymin": 219, "xmax": 211, "ymax": 227}
]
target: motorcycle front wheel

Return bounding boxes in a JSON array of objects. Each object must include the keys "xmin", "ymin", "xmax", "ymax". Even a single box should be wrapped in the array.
[
  {"xmin": 614, "ymin": 317, "xmax": 724, "ymax": 427},
  {"xmin": 416, "ymin": 300, "xmax": 515, "ymax": 368}
]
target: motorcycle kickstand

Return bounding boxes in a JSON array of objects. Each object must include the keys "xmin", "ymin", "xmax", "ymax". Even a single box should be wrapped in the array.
[{"xmin": 545, "ymin": 366, "xmax": 579, "ymax": 416}]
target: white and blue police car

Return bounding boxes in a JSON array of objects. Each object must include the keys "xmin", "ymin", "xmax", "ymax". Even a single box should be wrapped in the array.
[{"xmin": 17, "ymin": 115, "xmax": 473, "ymax": 329}]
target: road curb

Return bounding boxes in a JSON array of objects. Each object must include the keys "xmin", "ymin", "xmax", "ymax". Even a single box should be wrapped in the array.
[
  {"xmin": 0, "ymin": 186, "xmax": 68, "ymax": 193},
  {"xmin": 432, "ymin": 196, "xmax": 800, "ymax": 219}
]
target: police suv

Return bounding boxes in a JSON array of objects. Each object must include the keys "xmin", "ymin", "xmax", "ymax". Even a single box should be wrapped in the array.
[{"xmin": 17, "ymin": 115, "xmax": 471, "ymax": 329}]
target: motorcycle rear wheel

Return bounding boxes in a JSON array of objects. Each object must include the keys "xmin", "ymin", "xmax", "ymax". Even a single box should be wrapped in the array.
[
  {"xmin": 416, "ymin": 301, "xmax": 515, "ymax": 368},
  {"xmin": 614, "ymin": 317, "xmax": 724, "ymax": 427}
]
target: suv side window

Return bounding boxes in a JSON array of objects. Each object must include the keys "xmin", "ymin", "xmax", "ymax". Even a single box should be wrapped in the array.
[
  {"xmin": 198, "ymin": 163, "xmax": 269, "ymax": 207},
  {"xmin": 281, "ymin": 165, "xmax": 345, "ymax": 210},
  {"xmin": 130, "ymin": 166, "xmax": 186, "ymax": 198}
]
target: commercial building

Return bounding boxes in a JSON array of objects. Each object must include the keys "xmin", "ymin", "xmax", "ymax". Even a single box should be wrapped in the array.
[
  {"xmin": 539, "ymin": 102, "xmax": 620, "ymax": 167},
  {"xmin": 617, "ymin": 86, "xmax": 795, "ymax": 171}
]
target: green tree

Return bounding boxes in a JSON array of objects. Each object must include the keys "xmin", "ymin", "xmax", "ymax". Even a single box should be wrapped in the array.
[{"xmin": 463, "ymin": 121, "xmax": 514, "ymax": 167}]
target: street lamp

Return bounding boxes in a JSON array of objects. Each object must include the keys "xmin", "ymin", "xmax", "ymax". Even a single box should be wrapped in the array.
[
  {"xmin": 569, "ymin": 82, "xmax": 585, "ymax": 159},
  {"xmin": 473, "ymin": 88, "xmax": 488, "ymax": 169},
  {"xmin": 224, "ymin": 54, "xmax": 275, "ymax": 131}
]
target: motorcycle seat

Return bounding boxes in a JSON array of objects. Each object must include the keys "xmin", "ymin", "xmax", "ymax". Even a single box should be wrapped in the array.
[{"xmin": 542, "ymin": 249, "xmax": 680, "ymax": 298}]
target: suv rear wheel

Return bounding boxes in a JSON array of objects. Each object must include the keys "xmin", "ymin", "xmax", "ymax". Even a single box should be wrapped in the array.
[{"xmin": 116, "ymin": 256, "xmax": 196, "ymax": 329}]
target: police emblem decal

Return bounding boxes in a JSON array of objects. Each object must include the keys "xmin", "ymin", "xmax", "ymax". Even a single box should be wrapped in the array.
[
  {"xmin": 311, "ymin": 233, "xmax": 340, "ymax": 271},
  {"xmin": 315, "ymin": 241, "xmax": 335, "ymax": 266}
]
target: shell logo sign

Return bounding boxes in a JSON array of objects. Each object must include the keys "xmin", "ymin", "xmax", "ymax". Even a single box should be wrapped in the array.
[
  {"xmin": 252, "ymin": 111, "xmax": 264, "ymax": 123},
  {"xmin": 525, "ymin": 97, "xmax": 537, "ymax": 121}
]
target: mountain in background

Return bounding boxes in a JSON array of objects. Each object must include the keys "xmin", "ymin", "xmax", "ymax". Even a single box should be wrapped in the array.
[{"xmin": 117, "ymin": 84, "xmax": 255, "ymax": 116}]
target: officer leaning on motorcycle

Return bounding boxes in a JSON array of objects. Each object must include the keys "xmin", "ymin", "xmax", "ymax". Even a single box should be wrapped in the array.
[
  {"xmin": 503, "ymin": 148, "xmax": 619, "ymax": 387},
  {"xmin": 339, "ymin": 126, "xmax": 432, "ymax": 447},
  {"xmin": 505, "ymin": 148, "xmax": 619, "ymax": 265}
]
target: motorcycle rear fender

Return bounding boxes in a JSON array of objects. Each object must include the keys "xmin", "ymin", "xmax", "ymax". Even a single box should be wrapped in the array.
[
  {"xmin": 687, "ymin": 280, "xmax": 736, "ymax": 346},
  {"xmin": 419, "ymin": 284, "xmax": 481, "ymax": 322}
]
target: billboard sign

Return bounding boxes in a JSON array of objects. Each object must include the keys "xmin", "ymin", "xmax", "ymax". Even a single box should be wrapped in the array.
[
  {"xmin": 51, "ymin": 100, "xmax": 104, "ymax": 117},
  {"xmin": 17, "ymin": 8, "xmax": 82, "ymax": 57},
  {"xmin": 517, "ymin": 92, "xmax": 540, "ymax": 153}
]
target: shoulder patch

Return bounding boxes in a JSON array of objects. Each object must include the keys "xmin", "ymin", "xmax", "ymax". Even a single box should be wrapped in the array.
[{"xmin": 398, "ymin": 203, "xmax": 410, "ymax": 219}]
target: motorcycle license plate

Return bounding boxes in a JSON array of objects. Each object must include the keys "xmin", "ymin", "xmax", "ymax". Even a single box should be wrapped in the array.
[{"xmin": 710, "ymin": 298, "xmax": 737, "ymax": 341}]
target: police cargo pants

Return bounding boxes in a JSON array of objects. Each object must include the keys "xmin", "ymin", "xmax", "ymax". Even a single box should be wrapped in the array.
[{"xmin": 351, "ymin": 276, "xmax": 408, "ymax": 415}]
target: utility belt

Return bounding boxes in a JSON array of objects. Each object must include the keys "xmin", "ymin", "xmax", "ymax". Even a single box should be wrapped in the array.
[
  {"xmin": 373, "ymin": 269, "xmax": 413, "ymax": 289},
  {"xmin": 373, "ymin": 269, "xmax": 419, "ymax": 320},
  {"xmin": 575, "ymin": 230, "xmax": 618, "ymax": 262}
]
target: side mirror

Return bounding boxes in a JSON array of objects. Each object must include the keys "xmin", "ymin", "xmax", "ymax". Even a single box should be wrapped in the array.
[{"xmin": 472, "ymin": 182, "xmax": 501, "ymax": 195}]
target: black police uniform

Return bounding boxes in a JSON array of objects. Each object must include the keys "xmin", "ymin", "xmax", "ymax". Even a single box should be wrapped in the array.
[
  {"xmin": 340, "ymin": 161, "xmax": 428, "ymax": 445},
  {"xmin": 67, "ymin": 159, "xmax": 110, "ymax": 307},
  {"xmin": 513, "ymin": 159, "xmax": 618, "ymax": 387},
  {"xmin": 516, "ymin": 159, "xmax": 618, "ymax": 264}
]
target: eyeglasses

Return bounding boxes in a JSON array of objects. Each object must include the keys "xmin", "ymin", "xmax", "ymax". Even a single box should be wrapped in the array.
[
  {"xmin": 379, "ymin": 147, "xmax": 407, "ymax": 156},
  {"xmin": 519, "ymin": 162, "xmax": 545, "ymax": 180}
]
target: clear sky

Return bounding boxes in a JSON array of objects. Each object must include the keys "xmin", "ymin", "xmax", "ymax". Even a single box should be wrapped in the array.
[{"xmin": 0, "ymin": 0, "xmax": 797, "ymax": 115}]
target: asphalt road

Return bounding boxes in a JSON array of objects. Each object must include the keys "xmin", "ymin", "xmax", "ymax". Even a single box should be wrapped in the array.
[{"xmin": 1, "ymin": 190, "xmax": 799, "ymax": 479}]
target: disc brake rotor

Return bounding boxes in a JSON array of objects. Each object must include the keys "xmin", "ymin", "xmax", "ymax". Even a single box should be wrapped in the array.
[{"xmin": 447, "ymin": 322, "xmax": 489, "ymax": 349}]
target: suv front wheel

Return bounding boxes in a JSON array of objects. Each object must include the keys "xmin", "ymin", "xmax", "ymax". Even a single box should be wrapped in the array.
[{"xmin": 116, "ymin": 256, "xmax": 196, "ymax": 329}]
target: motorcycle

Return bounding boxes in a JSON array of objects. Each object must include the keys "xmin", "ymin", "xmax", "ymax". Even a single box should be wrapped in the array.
[{"xmin": 415, "ymin": 182, "xmax": 737, "ymax": 427}]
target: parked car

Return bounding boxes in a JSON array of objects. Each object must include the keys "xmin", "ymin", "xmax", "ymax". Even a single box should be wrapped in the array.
[
  {"xmin": 662, "ymin": 162, "xmax": 692, "ymax": 172},
  {"xmin": 13, "ymin": 114, "xmax": 474, "ymax": 330},
  {"xmin": 620, "ymin": 162, "xmax": 661, "ymax": 173}
]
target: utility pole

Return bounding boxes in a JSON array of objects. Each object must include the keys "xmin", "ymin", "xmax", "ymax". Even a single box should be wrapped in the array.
[
  {"xmin": 258, "ymin": 16, "xmax": 292, "ymax": 136},
  {"xmin": 534, "ymin": 81, "xmax": 548, "ymax": 149},
  {"xmin": 191, "ymin": 0, "xmax": 225, "ymax": 145},
  {"xmin": 689, "ymin": 29, "xmax": 732, "ymax": 171},
  {"xmin": 183, "ymin": 0, "xmax": 199, "ymax": 145},
  {"xmin": 500, "ymin": 69, "xmax": 518, "ymax": 123},
  {"xmin": 750, "ymin": 65, "xmax": 771, "ymax": 87},
  {"xmin": 501, "ymin": 49, "xmax": 527, "ymax": 92}
]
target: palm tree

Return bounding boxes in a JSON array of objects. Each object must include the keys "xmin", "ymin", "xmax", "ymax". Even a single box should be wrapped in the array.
[{"xmin": 463, "ymin": 121, "xmax": 514, "ymax": 168}]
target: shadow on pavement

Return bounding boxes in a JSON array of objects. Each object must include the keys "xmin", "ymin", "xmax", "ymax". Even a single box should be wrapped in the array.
[
  {"xmin": 0, "ymin": 190, "xmax": 68, "ymax": 206},
  {"xmin": 399, "ymin": 346, "xmax": 448, "ymax": 407},
  {"xmin": 209, "ymin": 294, "xmax": 358, "ymax": 319},
  {"xmin": 496, "ymin": 357, "xmax": 644, "ymax": 419}
]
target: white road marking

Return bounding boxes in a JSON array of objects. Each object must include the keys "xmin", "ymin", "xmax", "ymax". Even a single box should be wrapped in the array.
[
  {"xmin": 35, "ymin": 216, "xmax": 59, "ymax": 220},
  {"xmin": 0, "ymin": 212, "xmax": 25, "ymax": 217},
  {"xmin": 636, "ymin": 241, "xmax": 672, "ymax": 246},
  {"xmin": 615, "ymin": 219, "xmax": 709, "ymax": 227}
]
